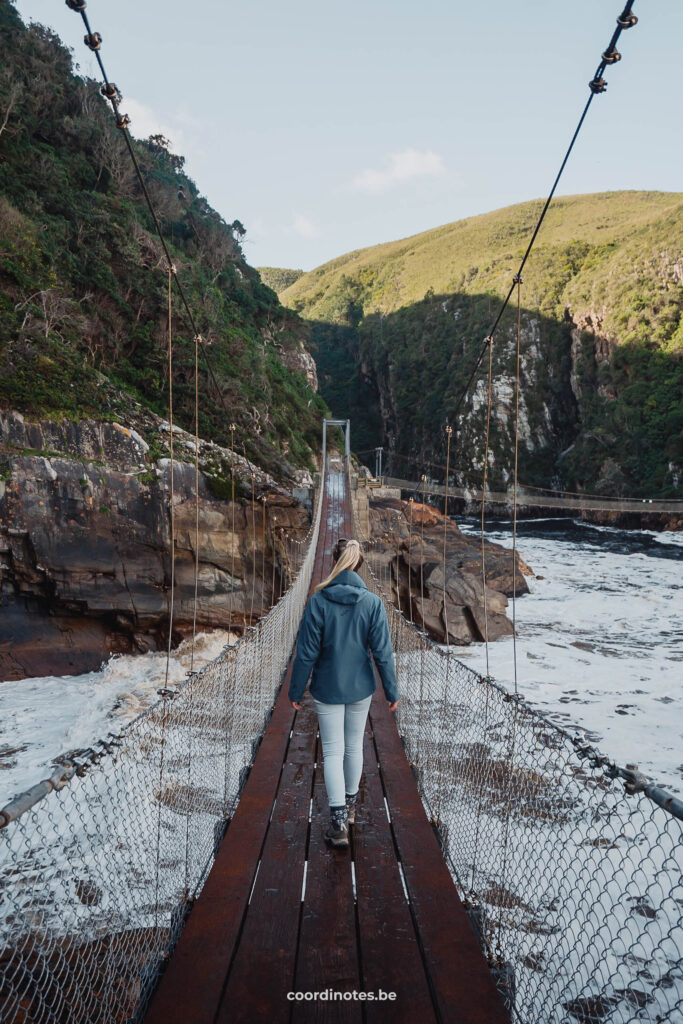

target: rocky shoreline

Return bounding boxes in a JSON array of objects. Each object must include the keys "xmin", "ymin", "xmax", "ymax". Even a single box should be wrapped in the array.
[
  {"xmin": 366, "ymin": 496, "xmax": 533, "ymax": 645},
  {"xmin": 0, "ymin": 412, "xmax": 310, "ymax": 681},
  {"xmin": 2, "ymin": 411, "xmax": 537, "ymax": 681}
]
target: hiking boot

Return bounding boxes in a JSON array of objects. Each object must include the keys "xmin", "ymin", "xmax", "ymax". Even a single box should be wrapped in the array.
[
  {"xmin": 345, "ymin": 792, "xmax": 358, "ymax": 825},
  {"xmin": 325, "ymin": 805, "xmax": 349, "ymax": 848}
]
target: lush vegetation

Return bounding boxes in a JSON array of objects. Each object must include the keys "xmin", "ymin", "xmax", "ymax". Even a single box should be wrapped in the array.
[
  {"xmin": 0, "ymin": 2, "xmax": 326, "ymax": 478},
  {"xmin": 257, "ymin": 267, "xmax": 304, "ymax": 294},
  {"xmin": 283, "ymin": 193, "xmax": 682, "ymax": 496}
]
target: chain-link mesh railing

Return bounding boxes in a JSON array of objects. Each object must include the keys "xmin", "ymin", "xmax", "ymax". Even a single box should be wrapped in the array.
[
  {"xmin": 0, "ymin": 484, "xmax": 322, "ymax": 1024},
  {"xmin": 350, "ymin": 481, "xmax": 683, "ymax": 1024}
]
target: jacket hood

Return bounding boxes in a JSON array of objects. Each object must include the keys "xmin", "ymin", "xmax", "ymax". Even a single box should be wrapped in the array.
[{"xmin": 320, "ymin": 569, "xmax": 368, "ymax": 605}]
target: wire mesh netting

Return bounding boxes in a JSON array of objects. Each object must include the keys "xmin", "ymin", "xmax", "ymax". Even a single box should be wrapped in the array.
[
  {"xmin": 0, "ymin": 486, "xmax": 322, "ymax": 1024},
  {"xmin": 352, "ymin": 486, "xmax": 683, "ymax": 1024}
]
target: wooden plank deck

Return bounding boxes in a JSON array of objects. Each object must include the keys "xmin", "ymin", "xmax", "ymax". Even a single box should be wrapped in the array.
[{"xmin": 145, "ymin": 471, "xmax": 508, "ymax": 1024}]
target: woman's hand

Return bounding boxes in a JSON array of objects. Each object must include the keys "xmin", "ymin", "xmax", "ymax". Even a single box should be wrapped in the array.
[
  {"xmin": 388, "ymin": 701, "xmax": 398, "ymax": 712},
  {"xmin": 291, "ymin": 700, "xmax": 302, "ymax": 711}
]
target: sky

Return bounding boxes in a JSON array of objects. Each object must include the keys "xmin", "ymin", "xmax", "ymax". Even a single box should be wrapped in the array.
[{"xmin": 13, "ymin": 0, "xmax": 683, "ymax": 272}]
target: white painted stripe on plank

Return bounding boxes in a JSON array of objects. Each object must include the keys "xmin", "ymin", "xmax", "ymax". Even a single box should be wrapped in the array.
[
  {"xmin": 397, "ymin": 862, "xmax": 410, "ymax": 902},
  {"xmin": 248, "ymin": 860, "xmax": 261, "ymax": 905}
]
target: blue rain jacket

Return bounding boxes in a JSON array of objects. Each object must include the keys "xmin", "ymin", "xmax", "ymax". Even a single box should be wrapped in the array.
[{"xmin": 288, "ymin": 570, "xmax": 399, "ymax": 705}]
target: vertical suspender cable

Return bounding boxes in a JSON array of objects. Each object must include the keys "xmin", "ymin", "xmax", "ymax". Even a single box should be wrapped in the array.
[
  {"xmin": 229, "ymin": 423, "xmax": 236, "ymax": 631},
  {"xmin": 190, "ymin": 335, "xmax": 201, "ymax": 672},
  {"xmin": 164, "ymin": 266, "xmax": 176, "ymax": 686},
  {"xmin": 184, "ymin": 331, "xmax": 201, "ymax": 899},
  {"xmin": 480, "ymin": 339, "xmax": 494, "ymax": 679},
  {"xmin": 420, "ymin": 474, "xmax": 426, "ymax": 616},
  {"xmin": 261, "ymin": 496, "xmax": 267, "ymax": 616},
  {"xmin": 512, "ymin": 277, "xmax": 523, "ymax": 695},
  {"xmin": 408, "ymin": 498, "xmax": 414, "ymax": 624},
  {"xmin": 250, "ymin": 475, "xmax": 257, "ymax": 625},
  {"xmin": 155, "ymin": 262, "xmax": 175, "ymax": 930},
  {"xmin": 442, "ymin": 426, "xmax": 452, "ymax": 645}
]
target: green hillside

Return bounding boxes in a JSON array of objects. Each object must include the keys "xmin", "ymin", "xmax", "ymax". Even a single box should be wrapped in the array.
[
  {"xmin": 282, "ymin": 192, "xmax": 683, "ymax": 497},
  {"xmin": 0, "ymin": 2, "xmax": 325, "ymax": 479},
  {"xmin": 257, "ymin": 267, "xmax": 305, "ymax": 293}
]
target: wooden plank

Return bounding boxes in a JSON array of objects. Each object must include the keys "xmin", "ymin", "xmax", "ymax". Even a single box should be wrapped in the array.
[
  {"xmin": 145, "ymin": 665, "xmax": 297, "ymax": 1024},
  {"xmin": 146, "ymin": 485, "xmax": 332, "ymax": 1024},
  {"xmin": 215, "ymin": 711, "xmax": 317, "ymax": 1023},
  {"xmin": 370, "ymin": 694, "xmax": 509, "ymax": 1024},
  {"xmin": 354, "ymin": 730, "xmax": 438, "ymax": 1024},
  {"xmin": 292, "ymin": 749, "xmax": 362, "ymax": 1023}
]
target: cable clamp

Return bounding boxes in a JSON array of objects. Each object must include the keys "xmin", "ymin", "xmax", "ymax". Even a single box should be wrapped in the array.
[
  {"xmin": 617, "ymin": 10, "xmax": 637, "ymax": 29},
  {"xmin": 65, "ymin": 0, "xmax": 86, "ymax": 10},
  {"xmin": 513, "ymin": 273, "xmax": 523, "ymax": 285},
  {"xmin": 602, "ymin": 47, "xmax": 621, "ymax": 64},
  {"xmin": 84, "ymin": 32, "xmax": 102, "ymax": 51},
  {"xmin": 589, "ymin": 77, "xmax": 607, "ymax": 94},
  {"xmin": 157, "ymin": 687, "xmax": 177, "ymax": 699},
  {"xmin": 623, "ymin": 764, "xmax": 649, "ymax": 796},
  {"xmin": 484, "ymin": 334, "xmax": 494, "ymax": 347},
  {"xmin": 51, "ymin": 763, "xmax": 76, "ymax": 791},
  {"xmin": 116, "ymin": 112, "xmax": 131, "ymax": 130},
  {"xmin": 503, "ymin": 691, "xmax": 523, "ymax": 703},
  {"xmin": 101, "ymin": 82, "xmax": 120, "ymax": 102}
]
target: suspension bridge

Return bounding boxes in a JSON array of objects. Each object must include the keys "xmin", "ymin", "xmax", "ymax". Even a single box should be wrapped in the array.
[
  {"xmin": 1, "ymin": 455, "xmax": 681, "ymax": 1024},
  {"xmin": 1, "ymin": 0, "xmax": 682, "ymax": 1021},
  {"xmin": 377, "ymin": 476, "xmax": 683, "ymax": 515}
]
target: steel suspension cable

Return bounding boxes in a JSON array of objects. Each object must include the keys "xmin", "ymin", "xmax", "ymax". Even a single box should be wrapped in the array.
[
  {"xmin": 65, "ymin": 1, "xmax": 249, "ymax": 452},
  {"xmin": 449, "ymin": 0, "xmax": 638, "ymax": 420}
]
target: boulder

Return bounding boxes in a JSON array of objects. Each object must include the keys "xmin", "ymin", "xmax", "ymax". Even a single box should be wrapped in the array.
[{"xmin": 368, "ymin": 497, "xmax": 531, "ymax": 645}]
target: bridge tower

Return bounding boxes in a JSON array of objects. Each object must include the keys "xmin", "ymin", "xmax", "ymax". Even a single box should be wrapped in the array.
[{"xmin": 322, "ymin": 417, "xmax": 351, "ymax": 471}]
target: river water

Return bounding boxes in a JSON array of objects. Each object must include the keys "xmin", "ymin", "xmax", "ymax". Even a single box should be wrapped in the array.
[
  {"xmin": 1, "ymin": 518, "xmax": 681, "ymax": 805},
  {"xmin": 456, "ymin": 516, "xmax": 683, "ymax": 795}
]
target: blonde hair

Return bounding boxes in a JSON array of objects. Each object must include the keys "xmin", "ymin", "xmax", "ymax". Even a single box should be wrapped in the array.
[{"xmin": 314, "ymin": 538, "xmax": 363, "ymax": 592}]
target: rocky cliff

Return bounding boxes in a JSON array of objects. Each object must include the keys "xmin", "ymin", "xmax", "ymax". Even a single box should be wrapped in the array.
[
  {"xmin": 0, "ymin": 411, "xmax": 311, "ymax": 681},
  {"xmin": 0, "ymin": 3, "xmax": 326, "ymax": 481},
  {"xmin": 282, "ymin": 192, "xmax": 683, "ymax": 499},
  {"xmin": 366, "ymin": 496, "xmax": 532, "ymax": 645}
]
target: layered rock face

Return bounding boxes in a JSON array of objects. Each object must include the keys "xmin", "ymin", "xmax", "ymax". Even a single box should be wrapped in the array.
[
  {"xmin": 367, "ymin": 497, "xmax": 533, "ymax": 645},
  {"xmin": 0, "ymin": 414, "xmax": 310, "ymax": 681}
]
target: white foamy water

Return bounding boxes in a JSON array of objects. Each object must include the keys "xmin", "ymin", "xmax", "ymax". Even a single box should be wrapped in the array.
[
  {"xmin": 1, "ymin": 518, "xmax": 681, "ymax": 805},
  {"xmin": 0, "ymin": 630, "xmax": 233, "ymax": 804},
  {"xmin": 456, "ymin": 517, "xmax": 683, "ymax": 794}
]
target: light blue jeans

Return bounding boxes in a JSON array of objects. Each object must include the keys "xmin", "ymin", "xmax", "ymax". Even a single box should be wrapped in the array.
[{"xmin": 313, "ymin": 695, "xmax": 372, "ymax": 809}]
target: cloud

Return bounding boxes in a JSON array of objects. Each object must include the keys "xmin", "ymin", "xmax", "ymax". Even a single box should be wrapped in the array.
[
  {"xmin": 352, "ymin": 148, "xmax": 446, "ymax": 192},
  {"xmin": 291, "ymin": 215, "xmax": 319, "ymax": 239},
  {"xmin": 124, "ymin": 98, "xmax": 184, "ymax": 152}
]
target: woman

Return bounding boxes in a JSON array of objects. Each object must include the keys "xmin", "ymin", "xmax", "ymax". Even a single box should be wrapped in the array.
[{"xmin": 289, "ymin": 538, "xmax": 399, "ymax": 849}]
